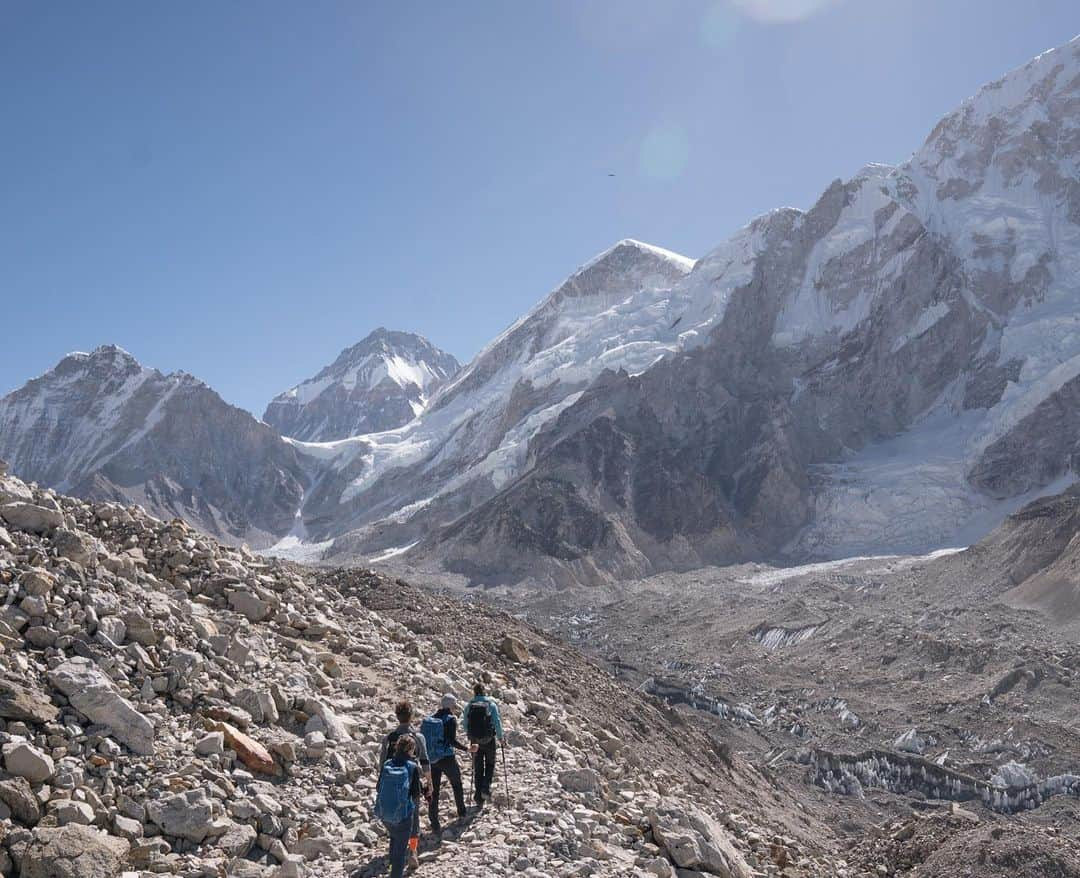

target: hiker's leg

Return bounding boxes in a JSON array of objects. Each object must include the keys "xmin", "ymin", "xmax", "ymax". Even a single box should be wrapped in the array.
[
  {"xmin": 446, "ymin": 758, "xmax": 466, "ymax": 817},
  {"xmin": 472, "ymin": 749, "xmax": 484, "ymax": 801},
  {"xmin": 429, "ymin": 761, "xmax": 444, "ymax": 829},
  {"xmin": 388, "ymin": 819, "xmax": 410, "ymax": 878},
  {"xmin": 482, "ymin": 741, "xmax": 496, "ymax": 797},
  {"xmin": 410, "ymin": 802, "xmax": 420, "ymax": 843}
]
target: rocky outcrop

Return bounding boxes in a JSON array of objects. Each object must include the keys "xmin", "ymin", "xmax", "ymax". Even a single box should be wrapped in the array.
[{"xmin": 264, "ymin": 328, "xmax": 460, "ymax": 441}]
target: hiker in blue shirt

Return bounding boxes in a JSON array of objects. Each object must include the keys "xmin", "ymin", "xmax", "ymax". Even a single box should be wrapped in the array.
[
  {"xmin": 379, "ymin": 701, "xmax": 430, "ymax": 869},
  {"xmin": 463, "ymin": 682, "xmax": 504, "ymax": 806},
  {"xmin": 374, "ymin": 735, "xmax": 422, "ymax": 878},
  {"xmin": 421, "ymin": 693, "xmax": 469, "ymax": 833}
]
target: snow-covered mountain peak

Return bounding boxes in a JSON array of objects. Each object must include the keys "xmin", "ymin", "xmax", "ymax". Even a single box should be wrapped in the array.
[{"xmin": 263, "ymin": 329, "xmax": 461, "ymax": 442}]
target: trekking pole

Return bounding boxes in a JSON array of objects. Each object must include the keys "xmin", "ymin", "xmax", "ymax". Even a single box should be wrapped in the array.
[
  {"xmin": 500, "ymin": 741, "xmax": 511, "ymax": 812},
  {"xmin": 470, "ymin": 749, "xmax": 477, "ymax": 808}
]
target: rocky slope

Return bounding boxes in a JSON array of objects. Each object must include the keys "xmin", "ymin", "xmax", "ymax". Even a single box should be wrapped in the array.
[
  {"xmin": 264, "ymin": 329, "xmax": 460, "ymax": 442},
  {"xmin": 0, "ymin": 459, "xmax": 877, "ymax": 878},
  {"xmin": 0, "ymin": 346, "xmax": 307, "ymax": 548},
  {"xmin": 481, "ymin": 485, "xmax": 1080, "ymax": 876}
]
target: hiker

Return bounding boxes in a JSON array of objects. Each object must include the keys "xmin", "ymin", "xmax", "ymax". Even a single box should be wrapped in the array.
[
  {"xmin": 463, "ymin": 682, "xmax": 504, "ymax": 806},
  {"xmin": 374, "ymin": 735, "xmax": 422, "ymax": 878},
  {"xmin": 421, "ymin": 693, "xmax": 469, "ymax": 833},
  {"xmin": 379, "ymin": 701, "xmax": 430, "ymax": 869}
]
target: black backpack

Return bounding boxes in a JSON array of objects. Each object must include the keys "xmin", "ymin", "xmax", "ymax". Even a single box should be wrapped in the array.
[{"xmin": 465, "ymin": 700, "xmax": 496, "ymax": 742}]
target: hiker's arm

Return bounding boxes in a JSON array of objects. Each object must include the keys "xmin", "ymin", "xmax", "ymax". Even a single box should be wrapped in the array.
[
  {"xmin": 492, "ymin": 702, "xmax": 505, "ymax": 741},
  {"xmin": 409, "ymin": 764, "xmax": 421, "ymax": 801},
  {"xmin": 446, "ymin": 716, "xmax": 468, "ymax": 751}
]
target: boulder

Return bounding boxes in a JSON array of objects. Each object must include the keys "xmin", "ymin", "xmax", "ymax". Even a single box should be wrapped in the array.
[
  {"xmin": 19, "ymin": 824, "xmax": 130, "ymax": 878},
  {"xmin": 0, "ymin": 474, "xmax": 33, "ymax": 503},
  {"xmin": 212, "ymin": 721, "xmax": 277, "ymax": 775},
  {"xmin": 229, "ymin": 590, "xmax": 272, "ymax": 622},
  {"xmin": 120, "ymin": 611, "xmax": 157, "ymax": 647},
  {"xmin": 500, "ymin": 635, "xmax": 530, "ymax": 663},
  {"xmin": 0, "ymin": 502, "xmax": 63, "ymax": 535},
  {"xmin": 51, "ymin": 528, "xmax": 97, "ymax": 566},
  {"xmin": 558, "ymin": 767, "xmax": 602, "ymax": 794},
  {"xmin": 3, "ymin": 742, "xmax": 54, "ymax": 783},
  {"xmin": 146, "ymin": 789, "xmax": 215, "ymax": 843},
  {"xmin": 649, "ymin": 807, "xmax": 754, "ymax": 878},
  {"xmin": 48, "ymin": 658, "xmax": 155, "ymax": 755},
  {"xmin": 0, "ymin": 776, "xmax": 42, "ymax": 826},
  {"xmin": 0, "ymin": 679, "xmax": 59, "ymax": 724}
]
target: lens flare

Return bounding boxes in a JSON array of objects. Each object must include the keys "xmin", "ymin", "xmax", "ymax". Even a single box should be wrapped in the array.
[{"xmin": 638, "ymin": 125, "xmax": 689, "ymax": 181}]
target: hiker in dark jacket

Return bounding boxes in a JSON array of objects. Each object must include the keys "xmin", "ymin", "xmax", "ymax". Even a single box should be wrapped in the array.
[
  {"xmin": 377, "ymin": 735, "xmax": 422, "ymax": 878},
  {"xmin": 464, "ymin": 682, "xmax": 504, "ymax": 806},
  {"xmin": 423, "ymin": 693, "xmax": 469, "ymax": 833},
  {"xmin": 379, "ymin": 701, "xmax": 430, "ymax": 869}
]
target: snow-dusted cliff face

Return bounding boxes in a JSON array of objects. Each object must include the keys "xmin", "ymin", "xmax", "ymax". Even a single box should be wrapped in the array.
[
  {"xmin": 0, "ymin": 346, "xmax": 306, "ymax": 547},
  {"xmin": 290, "ymin": 239, "xmax": 697, "ymax": 551},
  {"xmin": 389, "ymin": 36, "xmax": 1080, "ymax": 582},
  {"xmin": 263, "ymin": 328, "xmax": 460, "ymax": 442}
]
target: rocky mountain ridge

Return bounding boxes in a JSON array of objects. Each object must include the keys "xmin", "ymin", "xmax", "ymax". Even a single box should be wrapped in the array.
[{"xmin": 0, "ymin": 346, "xmax": 307, "ymax": 549}]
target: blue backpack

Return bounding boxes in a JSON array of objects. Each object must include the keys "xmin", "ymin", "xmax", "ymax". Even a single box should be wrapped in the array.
[
  {"xmin": 374, "ymin": 760, "xmax": 415, "ymax": 824},
  {"xmin": 421, "ymin": 715, "xmax": 454, "ymax": 761}
]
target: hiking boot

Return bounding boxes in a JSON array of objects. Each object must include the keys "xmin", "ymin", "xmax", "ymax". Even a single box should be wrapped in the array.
[{"xmin": 407, "ymin": 851, "xmax": 420, "ymax": 871}]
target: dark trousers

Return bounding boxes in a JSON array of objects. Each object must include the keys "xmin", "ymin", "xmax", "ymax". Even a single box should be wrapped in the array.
[
  {"xmin": 386, "ymin": 817, "xmax": 412, "ymax": 878},
  {"xmin": 429, "ymin": 756, "xmax": 465, "ymax": 826},
  {"xmin": 473, "ymin": 739, "xmax": 497, "ymax": 799}
]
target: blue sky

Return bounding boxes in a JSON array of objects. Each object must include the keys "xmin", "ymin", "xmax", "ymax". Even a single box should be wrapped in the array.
[{"xmin": 2, "ymin": 1, "xmax": 1078, "ymax": 416}]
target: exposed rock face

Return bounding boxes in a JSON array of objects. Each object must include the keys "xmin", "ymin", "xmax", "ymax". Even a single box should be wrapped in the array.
[
  {"xmin": 0, "ymin": 345, "xmax": 308, "ymax": 548},
  {"xmin": 400, "ymin": 36, "xmax": 1080, "ymax": 584},
  {"xmin": 18, "ymin": 825, "xmax": 130, "ymax": 878},
  {"xmin": 264, "ymin": 328, "xmax": 460, "ymax": 441}
]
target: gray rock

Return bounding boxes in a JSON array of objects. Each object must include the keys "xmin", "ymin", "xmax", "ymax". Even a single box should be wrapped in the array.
[
  {"xmin": 0, "ymin": 679, "xmax": 59, "ymax": 724},
  {"xmin": 0, "ymin": 776, "xmax": 42, "ymax": 826},
  {"xmin": 146, "ymin": 788, "xmax": 215, "ymax": 843},
  {"xmin": 3, "ymin": 741, "xmax": 55, "ymax": 783},
  {"xmin": 0, "ymin": 502, "xmax": 63, "ymax": 535},
  {"xmin": 48, "ymin": 658, "xmax": 155, "ymax": 755},
  {"xmin": 557, "ymin": 767, "xmax": 602, "ymax": 794},
  {"xmin": 18, "ymin": 824, "xmax": 129, "ymax": 878}
]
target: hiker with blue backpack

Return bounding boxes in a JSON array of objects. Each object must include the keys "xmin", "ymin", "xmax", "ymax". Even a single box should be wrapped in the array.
[
  {"xmin": 375, "ymin": 734, "xmax": 423, "ymax": 878},
  {"xmin": 421, "ymin": 693, "xmax": 469, "ymax": 833},
  {"xmin": 378, "ymin": 701, "xmax": 430, "ymax": 871},
  {"xmin": 464, "ymin": 682, "xmax": 504, "ymax": 807}
]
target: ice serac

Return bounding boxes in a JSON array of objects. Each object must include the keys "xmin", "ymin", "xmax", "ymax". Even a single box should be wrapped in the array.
[
  {"xmin": 404, "ymin": 36, "xmax": 1080, "ymax": 584},
  {"xmin": 0, "ymin": 345, "xmax": 307, "ymax": 548},
  {"xmin": 263, "ymin": 328, "xmax": 460, "ymax": 441},
  {"xmin": 296, "ymin": 238, "xmax": 696, "ymax": 558}
]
